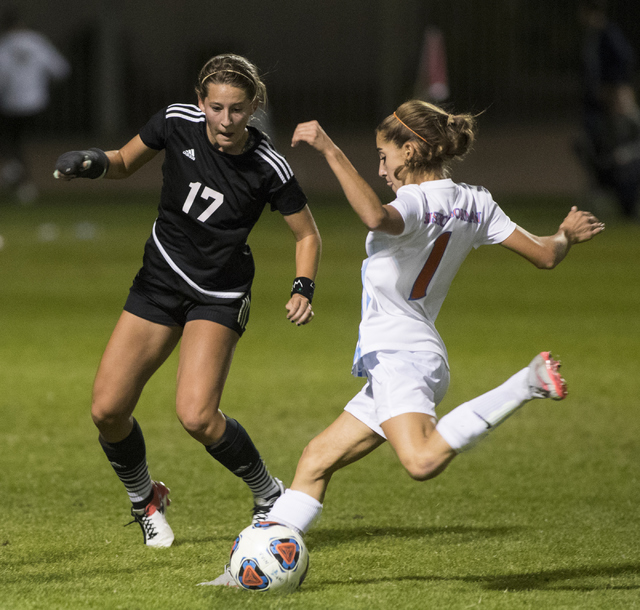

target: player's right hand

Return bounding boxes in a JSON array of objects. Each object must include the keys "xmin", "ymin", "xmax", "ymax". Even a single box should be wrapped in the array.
[
  {"xmin": 53, "ymin": 148, "xmax": 109, "ymax": 180},
  {"xmin": 291, "ymin": 121, "xmax": 335, "ymax": 155}
]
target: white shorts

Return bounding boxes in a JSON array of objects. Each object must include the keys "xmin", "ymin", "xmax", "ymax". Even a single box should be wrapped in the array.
[{"xmin": 345, "ymin": 350, "xmax": 450, "ymax": 439}]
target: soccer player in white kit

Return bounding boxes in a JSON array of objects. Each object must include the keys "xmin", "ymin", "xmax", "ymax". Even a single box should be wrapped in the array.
[{"xmin": 208, "ymin": 99, "xmax": 604, "ymax": 585}]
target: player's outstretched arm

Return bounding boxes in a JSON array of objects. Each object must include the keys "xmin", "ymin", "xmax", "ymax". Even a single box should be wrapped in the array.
[
  {"xmin": 500, "ymin": 206, "xmax": 605, "ymax": 269},
  {"xmin": 54, "ymin": 135, "xmax": 158, "ymax": 181},
  {"xmin": 291, "ymin": 121, "xmax": 404, "ymax": 234}
]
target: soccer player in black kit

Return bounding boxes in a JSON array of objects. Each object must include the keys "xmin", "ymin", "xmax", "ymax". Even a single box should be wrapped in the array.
[{"xmin": 54, "ymin": 54, "xmax": 321, "ymax": 547}]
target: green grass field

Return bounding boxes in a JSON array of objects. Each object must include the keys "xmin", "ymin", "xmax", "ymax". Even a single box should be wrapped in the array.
[{"xmin": 1, "ymin": 190, "xmax": 639, "ymax": 609}]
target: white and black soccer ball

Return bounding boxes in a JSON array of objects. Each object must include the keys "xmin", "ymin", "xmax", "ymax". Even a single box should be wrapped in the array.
[{"xmin": 228, "ymin": 521, "xmax": 309, "ymax": 594}]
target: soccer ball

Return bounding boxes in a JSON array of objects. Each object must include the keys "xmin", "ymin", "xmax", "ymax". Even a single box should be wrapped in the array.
[{"xmin": 228, "ymin": 521, "xmax": 309, "ymax": 594}]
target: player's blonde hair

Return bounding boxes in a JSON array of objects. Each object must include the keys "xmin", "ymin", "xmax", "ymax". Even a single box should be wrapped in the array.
[
  {"xmin": 377, "ymin": 100, "xmax": 476, "ymax": 179},
  {"xmin": 196, "ymin": 54, "xmax": 267, "ymax": 107}
]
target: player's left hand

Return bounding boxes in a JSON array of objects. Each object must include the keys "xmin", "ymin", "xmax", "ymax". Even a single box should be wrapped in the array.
[
  {"xmin": 560, "ymin": 206, "xmax": 605, "ymax": 244},
  {"xmin": 285, "ymin": 294, "xmax": 314, "ymax": 326}
]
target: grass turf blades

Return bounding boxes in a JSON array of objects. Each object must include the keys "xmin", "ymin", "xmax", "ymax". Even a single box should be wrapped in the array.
[{"xmin": 0, "ymin": 193, "xmax": 638, "ymax": 609}]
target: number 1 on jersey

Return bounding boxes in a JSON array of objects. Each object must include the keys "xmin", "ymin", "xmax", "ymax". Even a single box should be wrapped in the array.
[
  {"xmin": 409, "ymin": 232, "xmax": 451, "ymax": 300},
  {"xmin": 182, "ymin": 181, "xmax": 224, "ymax": 222}
]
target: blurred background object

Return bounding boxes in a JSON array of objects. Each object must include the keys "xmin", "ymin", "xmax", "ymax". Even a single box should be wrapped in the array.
[
  {"xmin": 575, "ymin": 0, "xmax": 640, "ymax": 220},
  {"xmin": 413, "ymin": 25, "xmax": 449, "ymax": 104},
  {"xmin": 3, "ymin": 0, "xmax": 639, "ymax": 207},
  {"xmin": 0, "ymin": 5, "xmax": 70, "ymax": 203}
]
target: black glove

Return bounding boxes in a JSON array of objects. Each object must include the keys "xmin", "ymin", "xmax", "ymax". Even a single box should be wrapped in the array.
[{"xmin": 54, "ymin": 148, "xmax": 110, "ymax": 179}]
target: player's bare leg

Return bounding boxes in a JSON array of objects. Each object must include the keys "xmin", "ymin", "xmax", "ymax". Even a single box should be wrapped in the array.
[
  {"xmin": 92, "ymin": 311, "xmax": 182, "ymax": 442},
  {"xmin": 177, "ymin": 319, "xmax": 284, "ymax": 521},
  {"xmin": 268, "ymin": 411, "xmax": 385, "ymax": 533},
  {"xmin": 270, "ymin": 352, "xmax": 567, "ymax": 537},
  {"xmin": 385, "ymin": 352, "xmax": 567, "ymax": 478},
  {"xmin": 291, "ymin": 411, "xmax": 385, "ymax": 502},
  {"xmin": 92, "ymin": 311, "xmax": 182, "ymax": 547},
  {"xmin": 175, "ymin": 319, "xmax": 239, "ymax": 445},
  {"xmin": 381, "ymin": 413, "xmax": 456, "ymax": 481}
]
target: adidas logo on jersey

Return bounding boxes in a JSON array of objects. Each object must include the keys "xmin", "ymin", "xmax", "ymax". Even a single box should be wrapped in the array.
[{"xmin": 183, "ymin": 149, "xmax": 195, "ymax": 161}]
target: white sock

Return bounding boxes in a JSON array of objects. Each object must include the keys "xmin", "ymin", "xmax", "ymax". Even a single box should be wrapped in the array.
[
  {"xmin": 436, "ymin": 368, "xmax": 532, "ymax": 452},
  {"xmin": 267, "ymin": 489, "xmax": 323, "ymax": 535}
]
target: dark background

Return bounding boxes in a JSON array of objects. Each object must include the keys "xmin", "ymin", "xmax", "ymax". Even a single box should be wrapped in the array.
[
  {"xmin": 19, "ymin": 0, "xmax": 640, "ymax": 136},
  {"xmin": 6, "ymin": 0, "xmax": 640, "ymax": 197}
]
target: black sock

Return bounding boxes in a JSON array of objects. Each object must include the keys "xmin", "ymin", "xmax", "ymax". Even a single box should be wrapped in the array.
[
  {"xmin": 205, "ymin": 417, "xmax": 278, "ymax": 500},
  {"xmin": 99, "ymin": 418, "xmax": 153, "ymax": 509}
]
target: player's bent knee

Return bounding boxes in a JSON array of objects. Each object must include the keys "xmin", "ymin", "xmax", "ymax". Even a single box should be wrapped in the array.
[
  {"xmin": 176, "ymin": 410, "xmax": 211, "ymax": 437},
  {"xmin": 175, "ymin": 400, "xmax": 222, "ymax": 440},
  {"xmin": 400, "ymin": 453, "xmax": 449, "ymax": 482},
  {"xmin": 90, "ymin": 400, "xmax": 129, "ymax": 431},
  {"xmin": 91, "ymin": 380, "xmax": 139, "ymax": 428}
]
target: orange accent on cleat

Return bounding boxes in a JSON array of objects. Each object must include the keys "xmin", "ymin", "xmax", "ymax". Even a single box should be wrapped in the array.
[{"xmin": 530, "ymin": 351, "xmax": 567, "ymax": 400}]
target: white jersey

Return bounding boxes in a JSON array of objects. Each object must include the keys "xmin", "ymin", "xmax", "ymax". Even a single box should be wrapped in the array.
[
  {"xmin": 352, "ymin": 178, "xmax": 516, "ymax": 377},
  {"xmin": 0, "ymin": 29, "xmax": 70, "ymax": 116}
]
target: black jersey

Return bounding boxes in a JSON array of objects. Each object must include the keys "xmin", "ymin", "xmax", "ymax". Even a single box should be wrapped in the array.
[{"xmin": 137, "ymin": 103, "xmax": 307, "ymax": 300}]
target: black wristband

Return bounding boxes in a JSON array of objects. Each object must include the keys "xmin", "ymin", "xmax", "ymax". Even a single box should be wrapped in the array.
[{"xmin": 291, "ymin": 277, "xmax": 315, "ymax": 303}]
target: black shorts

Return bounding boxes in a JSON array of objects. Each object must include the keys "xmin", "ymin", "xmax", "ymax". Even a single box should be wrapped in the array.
[{"xmin": 124, "ymin": 271, "xmax": 251, "ymax": 336}]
